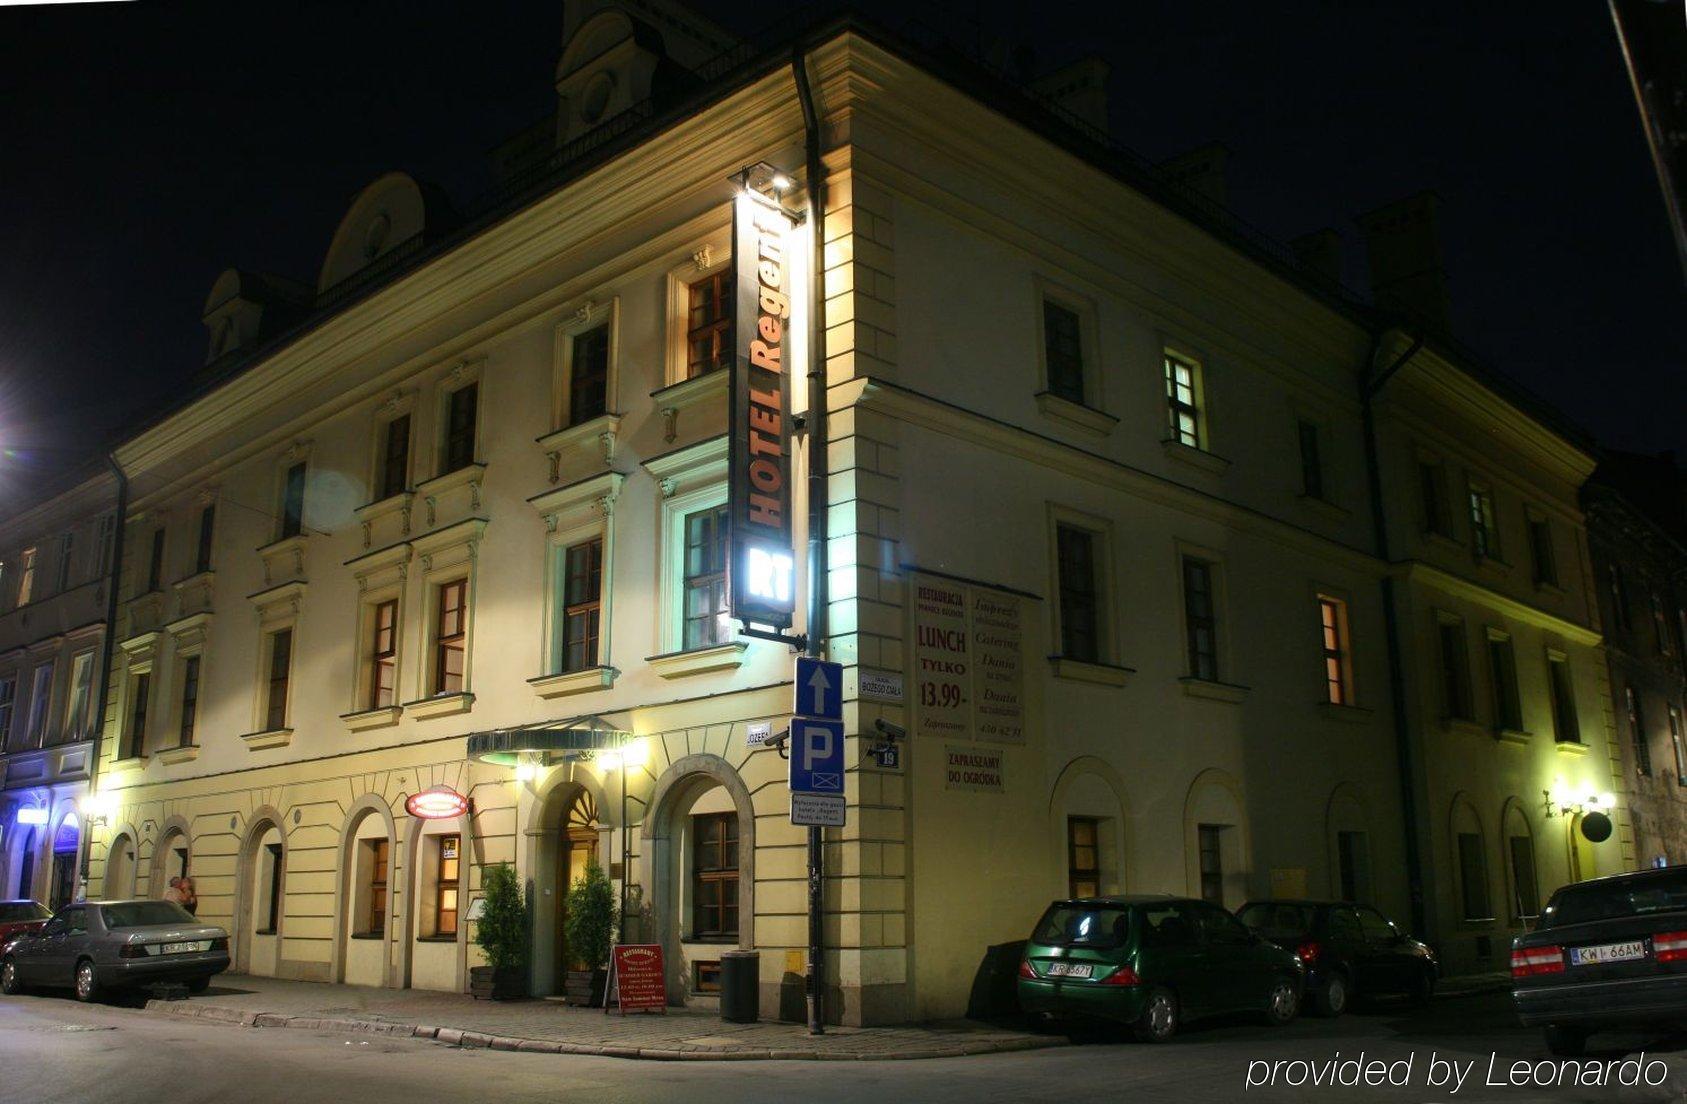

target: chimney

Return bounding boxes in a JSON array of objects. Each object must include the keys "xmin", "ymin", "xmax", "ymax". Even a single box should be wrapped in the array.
[
  {"xmin": 1290, "ymin": 228, "xmax": 1344, "ymax": 288},
  {"xmin": 1355, "ymin": 191, "xmax": 1451, "ymax": 332},
  {"xmin": 1155, "ymin": 143, "xmax": 1229, "ymax": 208},
  {"xmin": 1028, "ymin": 57, "xmax": 1111, "ymax": 133}
]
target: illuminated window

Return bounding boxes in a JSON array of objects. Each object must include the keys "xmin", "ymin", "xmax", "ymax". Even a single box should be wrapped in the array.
[
  {"xmin": 369, "ymin": 600, "xmax": 398, "ymax": 709},
  {"xmin": 63, "ymin": 652, "xmax": 93, "ymax": 742},
  {"xmin": 691, "ymin": 812, "xmax": 738, "ymax": 939},
  {"xmin": 1437, "ymin": 619, "xmax": 1473, "ymax": 721},
  {"xmin": 23, "ymin": 663, "xmax": 53, "ymax": 748},
  {"xmin": 178, "ymin": 656, "xmax": 200, "ymax": 747},
  {"xmin": 1467, "ymin": 483, "xmax": 1498, "ymax": 560},
  {"xmin": 1487, "ymin": 633, "xmax": 1522, "ymax": 732},
  {"xmin": 1042, "ymin": 300, "xmax": 1084, "ymax": 405},
  {"xmin": 195, "ymin": 504, "xmax": 216, "ymax": 575},
  {"xmin": 433, "ymin": 580, "xmax": 468, "ymax": 694},
  {"xmin": 1055, "ymin": 524, "xmax": 1101, "ymax": 663},
  {"xmin": 441, "ymin": 383, "xmax": 478, "ymax": 475},
  {"xmin": 1547, "ymin": 654, "xmax": 1579, "ymax": 744},
  {"xmin": 1197, "ymin": 824, "xmax": 1225, "ymax": 905},
  {"xmin": 685, "ymin": 271, "xmax": 732, "ymax": 379},
  {"xmin": 682, "ymin": 507, "xmax": 730, "ymax": 650},
  {"xmin": 435, "ymin": 835, "xmax": 460, "ymax": 937},
  {"xmin": 279, "ymin": 462, "xmax": 307, "ymax": 540},
  {"xmin": 1419, "ymin": 461, "xmax": 1451, "ymax": 537},
  {"xmin": 1182, "ymin": 557, "xmax": 1218, "ymax": 681},
  {"xmin": 1164, "ymin": 353, "xmax": 1202, "ymax": 448},
  {"xmin": 1297, "ymin": 420, "xmax": 1324, "ymax": 500},
  {"xmin": 561, "ymin": 538, "xmax": 603, "ymax": 672},
  {"xmin": 16, "ymin": 547, "xmax": 36, "ymax": 605},
  {"xmin": 1067, "ymin": 816, "xmax": 1100, "ymax": 898},
  {"xmin": 1627, "ymin": 683, "xmax": 1652, "ymax": 776},
  {"xmin": 1527, "ymin": 516, "xmax": 1556, "ymax": 588},
  {"xmin": 569, "ymin": 325, "xmax": 610, "ymax": 427},
  {"xmin": 378, "ymin": 415, "xmax": 410, "ymax": 500},
  {"xmin": 1320, "ymin": 596, "xmax": 1352, "ymax": 705},
  {"xmin": 124, "ymin": 672, "xmax": 150, "ymax": 759},
  {"xmin": 364, "ymin": 838, "xmax": 389, "ymax": 935},
  {"xmin": 264, "ymin": 629, "xmax": 292, "ymax": 731}
]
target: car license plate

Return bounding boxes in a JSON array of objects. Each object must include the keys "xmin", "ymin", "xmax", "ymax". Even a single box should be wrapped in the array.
[
  {"xmin": 1046, "ymin": 962, "xmax": 1093, "ymax": 978},
  {"xmin": 160, "ymin": 941, "xmax": 201, "ymax": 955},
  {"xmin": 1569, "ymin": 941, "xmax": 1646, "ymax": 966}
]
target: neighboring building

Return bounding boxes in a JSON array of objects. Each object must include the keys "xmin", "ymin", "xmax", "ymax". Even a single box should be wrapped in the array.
[
  {"xmin": 1585, "ymin": 450, "xmax": 1687, "ymax": 866},
  {"xmin": 0, "ymin": 466, "xmax": 119, "ymax": 909},
  {"xmin": 80, "ymin": 1, "xmax": 1628, "ymax": 1024}
]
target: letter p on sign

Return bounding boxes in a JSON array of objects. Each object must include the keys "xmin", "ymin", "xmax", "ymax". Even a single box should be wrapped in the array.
[{"xmin": 790, "ymin": 718, "xmax": 845, "ymax": 794}]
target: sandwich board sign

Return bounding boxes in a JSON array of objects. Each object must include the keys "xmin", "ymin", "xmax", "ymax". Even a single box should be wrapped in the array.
[{"xmin": 605, "ymin": 943, "xmax": 666, "ymax": 1015}]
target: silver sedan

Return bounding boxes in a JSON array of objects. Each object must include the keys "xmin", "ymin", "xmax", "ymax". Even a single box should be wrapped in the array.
[{"xmin": 0, "ymin": 899, "xmax": 229, "ymax": 1001}]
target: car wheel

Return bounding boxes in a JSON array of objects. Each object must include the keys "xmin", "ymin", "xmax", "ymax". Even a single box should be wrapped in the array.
[
  {"xmin": 73, "ymin": 960, "xmax": 100, "ymax": 1004},
  {"xmin": 0, "ymin": 958, "xmax": 24, "ymax": 996},
  {"xmin": 1263, "ymin": 976, "xmax": 1300, "ymax": 1025},
  {"xmin": 1132, "ymin": 986, "xmax": 1179, "ymax": 1043},
  {"xmin": 1312, "ymin": 972, "xmax": 1348, "ymax": 1017},
  {"xmin": 1408, "ymin": 967, "xmax": 1434, "ymax": 1006},
  {"xmin": 186, "ymin": 977, "xmax": 211, "ymax": 994},
  {"xmin": 1544, "ymin": 1025, "xmax": 1587, "ymax": 1057}
]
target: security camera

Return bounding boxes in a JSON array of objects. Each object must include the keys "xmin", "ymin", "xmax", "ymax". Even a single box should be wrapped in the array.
[{"xmin": 873, "ymin": 718, "xmax": 907, "ymax": 742}]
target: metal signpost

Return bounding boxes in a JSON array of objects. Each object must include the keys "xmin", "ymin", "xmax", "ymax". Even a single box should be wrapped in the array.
[{"xmin": 788, "ymin": 655, "xmax": 843, "ymax": 1034}]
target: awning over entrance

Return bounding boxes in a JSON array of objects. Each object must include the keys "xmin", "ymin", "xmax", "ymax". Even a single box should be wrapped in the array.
[{"xmin": 465, "ymin": 714, "xmax": 633, "ymax": 767}]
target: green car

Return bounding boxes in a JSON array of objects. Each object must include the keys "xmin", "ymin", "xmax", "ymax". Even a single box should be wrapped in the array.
[{"xmin": 1017, "ymin": 895, "xmax": 1305, "ymax": 1041}]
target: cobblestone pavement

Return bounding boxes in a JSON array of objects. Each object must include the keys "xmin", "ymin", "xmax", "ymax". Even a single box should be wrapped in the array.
[{"xmin": 143, "ymin": 975, "xmax": 1063, "ymax": 1060}]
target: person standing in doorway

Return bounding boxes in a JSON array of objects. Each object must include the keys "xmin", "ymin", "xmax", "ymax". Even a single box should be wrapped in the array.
[
  {"xmin": 162, "ymin": 876, "xmax": 187, "ymax": 907},
  {"xmin": 178, "ymin": 876, "xmax": 198, "ymax": 916}
]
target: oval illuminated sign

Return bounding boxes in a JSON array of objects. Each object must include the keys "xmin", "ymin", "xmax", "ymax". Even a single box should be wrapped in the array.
[{"xmin": 406, "ymin": 786, "xmax": 471, "ymax": 820}]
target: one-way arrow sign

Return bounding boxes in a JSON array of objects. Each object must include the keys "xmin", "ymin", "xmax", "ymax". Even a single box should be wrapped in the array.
[{"xmin": 794, "ymin": 656, "xmax": 843, "ymax": 721}]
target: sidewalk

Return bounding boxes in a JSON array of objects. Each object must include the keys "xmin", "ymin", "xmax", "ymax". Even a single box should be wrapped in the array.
[{"xmin": 144, "ymin": 975, "xmax": 1065, "ymax": 1061}]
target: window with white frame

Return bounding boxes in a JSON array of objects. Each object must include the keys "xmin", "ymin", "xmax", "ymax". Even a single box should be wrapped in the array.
[
  {"xmin": 122, "ymin": 670, "xmax": 150, "ymax": 759},
  {"xmin": 1487, "ymin": 629, "xmax": 1522, "ymax": 732},
  {"xmin": 16, "ymin": 548, "xmax": 36, "ymax": 606},
  {"xmin": 440, "ymin": 382, "xmax": 479, "ymax": 476},
  {"xmin": 278, "ymin": 462, "xmax": 307, "ymax": 540},
  {"xmin": 177, "ymin": 655, "xmax": 201, "ymax": 747},
  {"xmin": 1467, "ymin": 481, "xmax": 1498, "ymax": 560},
  {"xmin": 1319, "ymin": 595, "xmax": 1353, "ymax": 705},
  {"xmin": 367, "ymin": 598, "xmax": 399, "ymax": 709},
  {"xmin": 0, "ymin": 676, "xmax": 14, "ymax": 743},
  {"xmin": 1164, "ymin": 352, "xmax": 1204, "ymax": 448},
  {"xmin": 1055, "ymin": 523, "xmax": 1105, "ymax": 663},
  {"xmin": 567, "ymin": 326, "xmax": 611, "ymax": 428},
  {"xmin": 681, "ymin": 506, "xmax": 730, "ymax": 651},
  {"xmin": 54, "ymin": 531, "xmax": 74, "ymax": 594},
  {"xmin": 377, "ymin": 414, "xmax": 411, "ymax": 501},
  {"xmin": 1547, "ymin": 651, "xmax": 1579, "ymax": 744},
  {"xmin": 1181, "ymin": 557, "xmax": 1219, "ymax": 681},
  {"xmin": 22, "ymin": 663, "xmax": 53, "ymax": 748},
  {"xmin": 558, "ymin": 537, "xmax": 604, "ymax": 672},
  {"xmin": 432, "ymin": 579, "xmax": 469, "ymax": 694},
  {"xmin": 263, "ymin": 628, "xmax": 293, "ymax": 731},
  {"xmin": 62, "ymin": 652, "xmax": 93, "ymax": 742}
]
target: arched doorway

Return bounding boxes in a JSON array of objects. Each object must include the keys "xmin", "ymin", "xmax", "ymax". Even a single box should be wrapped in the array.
[
  {"xmin": 152, "ymin": 826, "xmax": 191, "ymax": 897},
  {"xmin": 49, "ymin": 814, "xmax": 79, "ymax": 910},
  {"xmin": 235, "ymin": 819, "xmax": 285, "ymax": 976},
  {"xmin": 338, "ymin": 804, "xmax": 395, "ymax": 988},
  {"xmin": 553, "ymin": 789, "xmax": 601, "ymax": 988},
  {"xmin": 105, "ymin": 833, "xmax": 136, "ymax": 898}
]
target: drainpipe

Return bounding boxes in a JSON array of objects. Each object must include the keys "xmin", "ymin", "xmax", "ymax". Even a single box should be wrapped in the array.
[
  {"xmin": 77, "ymin": 453, "xmax": 128, "ymax": 896},
  {"xmin": 793, "ymin": 45, "xmax": 829, "ymax": 1035},
  {"xmin": 1359, "ymin": 328, "xmax": 1427, "ymax": 938}
]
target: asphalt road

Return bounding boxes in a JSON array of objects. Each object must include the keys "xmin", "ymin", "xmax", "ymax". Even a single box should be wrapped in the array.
[{"xmin": 3, "ymin": 989, "xmax": 1685, "ymax": 1104}]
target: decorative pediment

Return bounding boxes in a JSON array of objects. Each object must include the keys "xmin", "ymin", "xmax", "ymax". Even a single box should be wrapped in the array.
[
  {"xmin": 537, "ymin": 413, "xmax": 622, "ymax": 483},
  {"xmin": 411, "ymin": 517, "xmax": 486, "ymax": 574},
  {"xmin": 415, "ymin": 463, "xmax": 487, "ymax": 528},
  {"xmin": 345, "ymin": 540, "xmax": 412, "ymax": 593},
  {"xmin": 642, "ymin": 433, "xmax": 727, "ymax": 498},
  {"xmin": 354, "ymin": 491, "xmax": 414, "ymax": 549},
  {"xmin": 247, "ymin": 580, "xmax": 307, "ymax": 629},
  {"xmin": 527, "ymin": 471, "xmax": 623, "ymax": 534},
  {"xmin": 257, "ymin": 533, "xmax": 308, "ymax": 587},
  {"xmin": 164, "ymin": 611, "xmax": 213, "ymax": 653}
]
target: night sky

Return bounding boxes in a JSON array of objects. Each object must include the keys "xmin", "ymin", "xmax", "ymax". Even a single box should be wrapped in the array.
[{"xmin": 0, "ymin": 0, "xmax": 1681, "ymax": 509}]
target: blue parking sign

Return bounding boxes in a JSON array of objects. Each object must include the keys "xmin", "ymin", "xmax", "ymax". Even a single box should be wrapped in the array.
[{"xmin": 789, "ymin": 717, "xmax": 844, "ymax": 794}]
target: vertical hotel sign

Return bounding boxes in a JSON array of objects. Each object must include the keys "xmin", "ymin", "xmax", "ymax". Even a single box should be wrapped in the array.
[{"xmin": 728, "ymin": 191, "xmax": 799, "ymax": 629}]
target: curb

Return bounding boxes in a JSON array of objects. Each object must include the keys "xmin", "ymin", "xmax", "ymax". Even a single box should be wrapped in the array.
[{"xmin": 142, "ymin": 1000, "xmax": 1068, "ymax": 1062}]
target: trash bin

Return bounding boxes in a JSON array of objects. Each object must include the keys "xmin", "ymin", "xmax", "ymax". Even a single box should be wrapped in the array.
[{"xmin": 719, "ymin": 950, "xmax": 760, "ymax": 1023}]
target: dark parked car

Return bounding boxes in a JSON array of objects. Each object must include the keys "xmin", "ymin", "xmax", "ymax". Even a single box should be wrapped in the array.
[
  {"xmin": 1237, "ymin": 899, "xmax": 1437, "ymax": 1015},
  {"xmin": 0, "ymin": 901, "xmax": 52, "ymax": 945},
  {"xmin": 1512, "ymin": 866, "xmax": 1687, "ymax": 1056},
  {"xmin": 0, "ymin": 900, "xmax": 228, "ymax": 1002},
  {"xmin": 1017, "ymin": 895, "xmax": 1304, "ymax": 1041}
]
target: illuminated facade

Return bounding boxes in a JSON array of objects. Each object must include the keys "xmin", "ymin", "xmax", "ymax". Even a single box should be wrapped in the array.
[{"xmin": 78, "ymin": 1, "xmax": 1628, "ymax": 1024}]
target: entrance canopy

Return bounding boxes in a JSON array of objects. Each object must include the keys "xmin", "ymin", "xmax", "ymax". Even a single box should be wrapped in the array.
[{"xmin": 466, "ymin": 714, "xmax": 634, "ymax": 767}]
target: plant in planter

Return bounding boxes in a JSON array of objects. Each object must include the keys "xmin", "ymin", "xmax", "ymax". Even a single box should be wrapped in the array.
[
  {"xmin": 470, "ymin": 862, "xmax": 529, "ymax": 1000},
  {"xmin": 563, "ymin": 859, "xmax": 617, "ymax": 1007}
]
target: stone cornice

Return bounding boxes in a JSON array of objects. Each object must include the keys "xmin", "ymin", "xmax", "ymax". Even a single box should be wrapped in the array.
[{"xmin": 1396, "ymin": 560, "xmax": 1601, "ymax": 647}]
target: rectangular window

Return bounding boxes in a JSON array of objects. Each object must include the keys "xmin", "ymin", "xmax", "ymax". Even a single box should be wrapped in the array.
[
  {"xmin": 1468, "ymin": 483, "xmax": 1498, "ymax": 560},
  {"xmin": 569, "ymin": 325, "xmax": 610, "ymax": 426},
  {"xmin": 96, "ymin": 514, "xmax": 115, "ymax": 575},
  {"xmin": 178, "ymin": 656, "xmax": 200, "ymax": 747},
  {"xmin": 691, "ymin": 812, "xmax": 739, "ymax": 938},
  {"xmin": 16, "ymin": 548, "xmax": 36, "ymax": 605},
  {"xmin": 365, "ymin": 838, "xmax": 389, "ymax": 935},
  {"xmin": 369, "ymin": 599, "xmax": 398, "ymax": 709},
  {"xmin": 1528, "ymin": 517, "xmax": 1556, "ymax": 588},
  {"xmin": 1653, "ymin": 594, "xmax": 1674, "ymax": 657},
  {"xmin": 1182, "ymin": 557, "xmax": 1218, "ymax": 681},
  {"xmin": 1419, "ymin": 461, "xmax": 1451, "ymax": 537},
  {"xmin": 686, "ymin": 271, "xmax": 732, "ymax": 379},
  {"xmin": 1067, "ymin": 816, "xmax": 1100, "ymax": 898},
  {"xmin": 1165, "ymin": 353, "xmax": 1201, "ymax": 448},
  {"xmin": 1297, "ymin": 420, "xmax": 1324, "ymax": 500},
  {"xmin": 1337, "ymin": 830, "xmax": 1370, "ymax": 902},
  {"xmin": 262, "ymin": 843, "xmax": 283, "ymax": 934},
  {"xmin": 63, "ymin": 652, "xmax": 93, "ymax": 742},
  {"xmin": 1488, "ymin": 635, "xmax": 1522, "ymax": 732},
  {"xmin": 264, "ymin": 629, "xmax": 292, "ymax": 731},
  {"xmin": 125, "ymin": 673, "xmax": 150, "ymax": 759},
  {"xmin": 682, "ymin": 506, "xmax": 730, "ymax": 651},
  {"xmin": 1457, "ymin": 832, "xmax": 1491, "ymax": 920},
  {"xmin": 442, "ymin": 384, "xmax": 479, "ymax": 474},
  {"xmin": 433, "ymin": 580, "xmax": 467, "ymax": 694},
  {"xmin": 24, "ymin": 664, "xmax": 53, "ymax": 747},
  {"xmin": 279, "ymin": 462, "xmax": 307, "ymax": 540},
  {"xmin": 560, "ymin": 537, "xmax": 603, "ymax": 672},
  {"xmin": 1042, "ymin": 300, "xmax": 1084, "ymax": 405},
  {"xmin": 1672, "ymin": 705, "xmax": 1686, "ymax": 784},
  {"xmin": 1508, "ymin": 836, "xmax": 1539, "ymax": 920},
  {"xmin": 55, "ymin": 531, "xmax": 74, "ymax": 593},
  {"xmin": 1548, "ymin": 655, "xmax": 1580, "ymax": 744},
  {"xmin": 1055, "ymin": 524, "xmax": 1100, "ymax": 663},
  {"xmin": 1320, "ymin": 596, "xmax": 1352, "ymax": 705},
  {"xmin": 1627, "ymin": 684, "xmax": 1652, "ymax": 776},
  {"xmin": 435, "ymin": 835, "xmax": 460, "ymax": 937},
  {"xmin": 0, "ymin": 678, "xmax": 14, "ymax": 744},
  {"xmin": 1438, "ymin": 621, "xmax": 1473, "ymax": 721},
  {"xmin": 1197, "ymin": 824, "xmax": 1225, "ymax": 905},
  {"xmin": 193, "ymin": 504, "xmax": 215, "ymax": 575},
  {"xmin": 379, "ymin": 415, "xmax": 410, "ymax": 500}
]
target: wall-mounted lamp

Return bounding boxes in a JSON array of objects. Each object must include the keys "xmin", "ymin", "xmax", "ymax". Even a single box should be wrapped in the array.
[
  {"xmin": 733, "ymin": 160, "xmax": 796, "ymax": 200},
  {"xmin": 1543, "ymin": 779, "xmax": 1616, "ymax": 819},
  {"xmin": 77, "ymin": 791, "xmax": 117, "ymax": 827}
]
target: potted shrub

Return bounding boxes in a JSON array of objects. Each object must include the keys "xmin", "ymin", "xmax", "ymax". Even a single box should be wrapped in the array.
[
  {"xmin": 563, "ymin": 859, "xmax": 617, "ymax": 1007},
  {"xmin": 470, "ymin": 862, "xmax": 529, "ymax": 1000}
]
